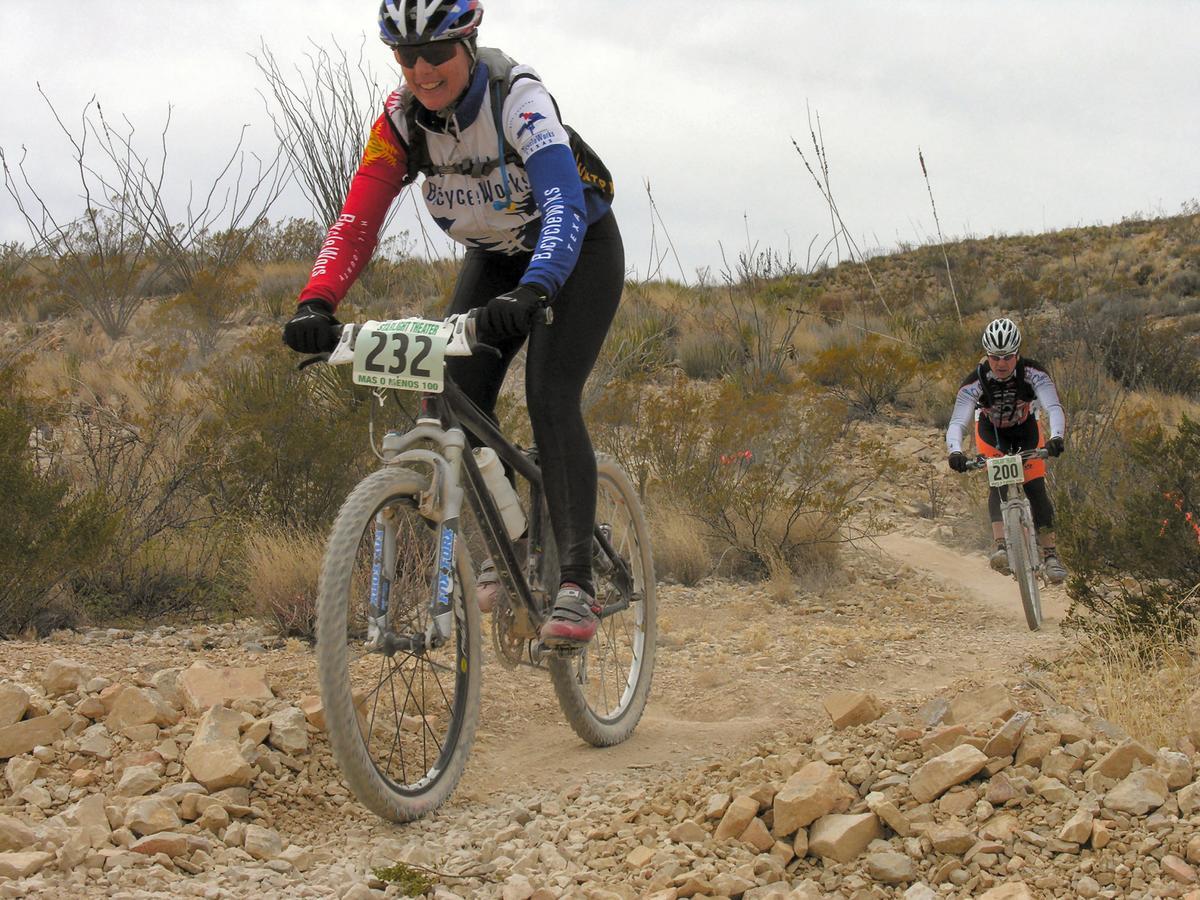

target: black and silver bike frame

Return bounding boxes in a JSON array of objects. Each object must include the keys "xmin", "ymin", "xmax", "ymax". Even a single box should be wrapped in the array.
[{"xmin": 368, "ymin": 378, "xmax": 635, "ymax": 656}]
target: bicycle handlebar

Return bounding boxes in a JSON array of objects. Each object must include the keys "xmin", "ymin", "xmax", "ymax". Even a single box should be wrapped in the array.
[
  {"xmin": 298, "ymin": 312, "xmax": 493, "ymax": 370},
  {"xmin": 962, "ymin": 448, "xmax": 1050, "ymax": 471}
]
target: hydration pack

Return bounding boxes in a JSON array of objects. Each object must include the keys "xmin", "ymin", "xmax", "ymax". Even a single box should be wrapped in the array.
[{"xmin": 399, "ymin": 47, "xmax": 614, "ymax": 205}]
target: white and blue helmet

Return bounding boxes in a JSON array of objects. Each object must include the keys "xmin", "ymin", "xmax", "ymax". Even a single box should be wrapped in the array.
[
  {"xmin": 378, "ymin": 0, "xmax": 483, "ymax": 47},
  {"xmin": 982, "ymin": 317, "xmax": 1021, "ymax": 356}
]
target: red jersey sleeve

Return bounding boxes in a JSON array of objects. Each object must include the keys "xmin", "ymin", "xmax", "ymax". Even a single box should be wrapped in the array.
[{"xmin": 299, "ymin": 111, "xmax": 409, "ymax": 309}]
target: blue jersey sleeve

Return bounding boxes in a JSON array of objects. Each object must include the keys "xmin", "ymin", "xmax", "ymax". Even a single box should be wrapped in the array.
[{"xmin": 519, "ymin": 143, "xmax": 588, "ymax": 298}]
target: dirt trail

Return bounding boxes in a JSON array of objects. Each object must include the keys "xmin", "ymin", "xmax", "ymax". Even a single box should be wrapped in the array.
[{"xmin": 451, "ymin": 530, "xmax": 1072, "ymax": 806}]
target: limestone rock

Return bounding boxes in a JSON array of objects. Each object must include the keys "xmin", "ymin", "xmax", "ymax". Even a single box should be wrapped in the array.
[
  {"xmin": 983, "ymin": 712, "xmax": 1031, "ymax": 759},
  {"xmin": 40, "ymin": 659, "xmax": 89, "ymax": 698},
  {"xmin": 298, "ymin": 695, "xmax": 326, "ymax": 731},
  {"xmin": 772, "ymin": 761, "xmax": 848, "ymax": 835},
  {"xmin": 184, "ymin": 740, "xmax": 254, "ymax": 791},
  {"xmin": 0, "ymin": 683, "xmax": 30, "ymax": 728},
  {"xmin": 0, "ymin": 714, "xmax": 64, "ymax": 759},
  {"xmin": 1042, "ymin": 708, "xmax": 1091, "ymax": 742},
  {"xmin": 77, "ymin": 725, "xmax": 115, "ymax": 759},
  {"xmin": 0, "ymin": 816, "xmax": 37, "ymax": 852},
  {"xmin": 0, "ymin": 851, "xmax": 54, "ymax": 879},
  {"xmin": 244, "ymin": 824, "xmax": 283, "ymax": 860},
  {"xmin": 822, "ymin": 692, "xmax": 883, "ymax": 729},
  {"xmin": 928, "ymin": 820, "xmax": 974, "ymax": 854},
  {"xmin": 1087, "ymin": 738, "xmax": 1156, "ymax": 780},
  {"xmin": 739, "ymin": 817, "xmax": 774, "ymax": 852},
  {"xmin": 149, "ymin": 668, "xmax": 182, "ymax": 707},
  {"xmin": 908, "ymin": 745, "xmax": 988, "ymax": 803},
  {"xmin": 106, "ymin": 686, "xmax": 178, "ymax": 731},
  {"xmin": 866, "ymin": 850, "xmax": 916, "ymax": 885},
  {"xmin": 1163, "ymin": 855, "xmax": 1197, "ymax": 886},
  {"xmin": 1058, "ymin": 807, "xmax": 1094, "ymax": 843},
  {"xmin": 179, "ymin": 664, "xmax": 273, "ymax": 715},
  {"xmin": 808, "ymin": 812, "xmax": 879, "ymax": 863},
  {"xmin": 124, "ymin": 798, "xmax": 182, "ymax": 836},
  {"xmin": 1156, "ymin": 750, "xmax": 1194, "ymax": 789},
  {"xmin": 946, "ymin": 684, "xmax": 1015, "ymax": 726},
  {"xmin": 668, "ymin": 820, "xmax": 707, "ymax": 844},
  {"xmin": 1180, "ymin": 781, "xmax": 1200, "ymax": 816},
  {"xmin": 714, "ymin": 794, "xmax": 759, "ymax": 840},
  {"xmin": 1014, "ymin": 732, "xmax": 1059, "ymax": 767},
  {"xmin": 194, "ymin": 704, "xmax": 245, "ymax": 745},
  {"xmin": 4, "ymin": 757, "xmax": 39, "ymax": 793},
  {"xmin": 267, "ymin": 707, "xmax": 308, "ymax": 756},
  {"xmin": 977, "ymin": 883, "xmax": 1035, "ymax": 900},
  {"xmin": 865, "ymin": 791, "xmax": 911, "ymax": 837},
  {"xmin": 116, "ymin": 765, "xmax": 164, "ymax": 798},
  {"xmin": 1102, "ymin": 768, "xmax": 1169, "ymax": 815},
  {"xmin": 63, "ymin": 794, "xmax": 111, "ymax": 848},
  {"xmin": 131, "ymin": 831, "xmax": 191, "ymax": 857}
]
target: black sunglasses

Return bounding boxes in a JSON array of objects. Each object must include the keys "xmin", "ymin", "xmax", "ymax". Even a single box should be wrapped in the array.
[
  {"xmin": 395, "ymin": 41, "xmax": 460, "ymax": 68},
  {"xmin": 987, "ymin": 353, "xmax": 1017, "ymax": 362}
]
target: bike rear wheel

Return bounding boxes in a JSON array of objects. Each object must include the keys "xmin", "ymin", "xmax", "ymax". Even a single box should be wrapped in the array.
[
  {"xmin": 547, "ymin": 454, "xmax": 657, "ymax": 746},
  {"xmin": 317, "ymin": 467, "xmax": 481, "ymax": 822},
  {"xmin": 1003, "ymin": 504, "xmax": 1042, "ymax": 631}
]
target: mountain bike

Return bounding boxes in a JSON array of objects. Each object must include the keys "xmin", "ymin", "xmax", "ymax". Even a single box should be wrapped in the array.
[
  {"xmin": 961, "ymin": 448, "xmax": 1049, "ymax": 631},
  {"xmin": 304, "ymin": 315, "xmax": 656, "ymax": 822}
]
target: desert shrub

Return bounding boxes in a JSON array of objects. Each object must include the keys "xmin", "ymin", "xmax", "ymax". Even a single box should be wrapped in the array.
[
  {"xmin": 1058, "ymin": 415, "xmax": 1200, "ymax": 642},
  {"xmin": 0, "ymin": 242, "xmax": 34, "ymax": 319},
  {"xmin": 250, "ymin": 217, "xmax": 325, "ymax": 264},
  {"xmin": 191, "ymin": 330, "xmax": 376, "ymax": 530},
  {"xmin": 253, "ymin": 262, "xmax": 311, "ymax": 319},
  {"xmin": 676, "ymin": 329, "xmax": 736, "ymax": 381},
  {"xmin": 591, "ymin": 376, "xmax": 880, "ymax": 579},
  {"xmin": 1049, "ymin": 297, "xmax": 1200, "ymax": 396},
  {"xmin": 804, "ymin": 335, "xmax": 922, "ymax": 416},
  {"xmin": 0, "ymin": 367, "xmax": 116, "ymax": 636},
  {"xmin": 240, "ymin": 530, "xmax": 322, "ymax": 639},
  {"xmin": 154, "ymin": 267, "xmax": 257, "ymax": 355},
  {"xmin": 64, "ymin": 347, "xmax": 235, "ymax": 618},
  {"xmin": 722, "ymin": 292, "xmax": 804, "ymax": 391},
  {"xmin": 599, "ymin": 296, "xmax": 678, "ymax": 381}
]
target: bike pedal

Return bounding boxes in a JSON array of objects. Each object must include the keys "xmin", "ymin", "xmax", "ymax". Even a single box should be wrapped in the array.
[{"xmin": 532, "ymin": 639, "xmax": 584, "ymax": 659}]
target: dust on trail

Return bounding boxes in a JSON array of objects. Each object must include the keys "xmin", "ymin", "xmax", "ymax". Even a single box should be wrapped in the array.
[{"xmin": 450, "ymin": 530, "xmax": 1072, "ymax": 806}]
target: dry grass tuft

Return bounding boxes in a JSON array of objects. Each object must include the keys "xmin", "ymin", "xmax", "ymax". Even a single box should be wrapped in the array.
[
  {"xmin": 1052, "ymin": 619, "xmax": 1200, "ymax": 748},
  {"xmin": 241, "ymin": 530, "xmax": 323, "ymax": 639},
  {"xmin": 650, "ymin": 502, "xmax": 711, "ymax": 587}
]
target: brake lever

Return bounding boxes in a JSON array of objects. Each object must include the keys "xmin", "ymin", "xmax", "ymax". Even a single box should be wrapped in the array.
[{"xmin": 298, "ymin": 354, "xmax": 330, "ymax": 370}]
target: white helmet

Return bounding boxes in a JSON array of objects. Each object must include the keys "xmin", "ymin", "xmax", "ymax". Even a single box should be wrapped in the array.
[
  {"xmin": 982, "ymin": 317, "xmax": 1021, "ymax": 356},
  {"xmin": 378, "ymin": 0, "xmax": 483, "ymax": 47}
]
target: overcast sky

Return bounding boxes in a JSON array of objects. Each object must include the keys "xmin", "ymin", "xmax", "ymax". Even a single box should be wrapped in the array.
[{"xmin": 1, "ymin": 1, "xmax": 1197, "ymax": 281}]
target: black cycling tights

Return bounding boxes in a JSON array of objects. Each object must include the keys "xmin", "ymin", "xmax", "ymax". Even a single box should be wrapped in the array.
[
  {"xmin": 980, "ymin": 416, "xmax": 1055, "ymax": 532},
  {"xmin": 445, "ymin": 211, "xmax": 624, "ymax": 596}
]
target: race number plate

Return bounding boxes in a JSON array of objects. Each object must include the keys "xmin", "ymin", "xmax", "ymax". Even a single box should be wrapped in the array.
[
  {"xmin": 986, "ymin": 454, "xmax": 1025, "ymax": 487},
  {"xmin": 352, "ymin": 319, "xmax": 453, "ymax": 393}
]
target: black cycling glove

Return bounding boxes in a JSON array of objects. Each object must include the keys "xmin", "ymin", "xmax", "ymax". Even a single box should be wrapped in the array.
[
  {"xmin": 282, "ymin": 299, "xmax": 340, "ymax": 354},
  {"xmin": 476, "ymin": 284, "xmax": 548, "ymax": 344},
  {"xmin": 1046, "ymin": 436, "xmax": 1065, "ymax": 458},
  {"xmin": 948, "ymin": 451, "xmax": 968, "ymax": 473}
]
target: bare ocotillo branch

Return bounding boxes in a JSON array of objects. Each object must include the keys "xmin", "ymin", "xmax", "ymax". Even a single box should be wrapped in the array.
[
  {"xmin": 918, "ymin": 147, "xmax": 962, "ymax": 324},
  {"xmin": 790, "ymin": 106, "xmax": 892, "ymax": 316}
]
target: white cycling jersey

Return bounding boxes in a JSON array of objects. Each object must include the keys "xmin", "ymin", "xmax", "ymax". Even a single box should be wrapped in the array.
[{"xmin": 387, "ymin": 60, "xmax": 572, "ymax": 255}]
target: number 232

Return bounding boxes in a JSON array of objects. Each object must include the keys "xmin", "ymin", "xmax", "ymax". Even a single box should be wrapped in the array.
[{"xmin": 364, "ymin": 332, "xmax": 432, "ymax": 377}]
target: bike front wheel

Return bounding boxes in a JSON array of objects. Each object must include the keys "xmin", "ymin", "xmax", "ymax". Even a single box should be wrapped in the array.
[
  {"xmin": 1003, "ymin": 504, "xmax": 1043, "ymax": 631},
  {"xmin": 317, "ymin": 467, "xmax": 481, "ymax": 822},
  {"xmin": 548, "ymin": 454, "xmax": 657, "ymax": 746}
]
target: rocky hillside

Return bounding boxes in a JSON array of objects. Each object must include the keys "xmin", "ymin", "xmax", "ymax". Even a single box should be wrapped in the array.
[{"xmin": 2, "ymin": 614, "xmax": 1199, "ymax": 899}]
